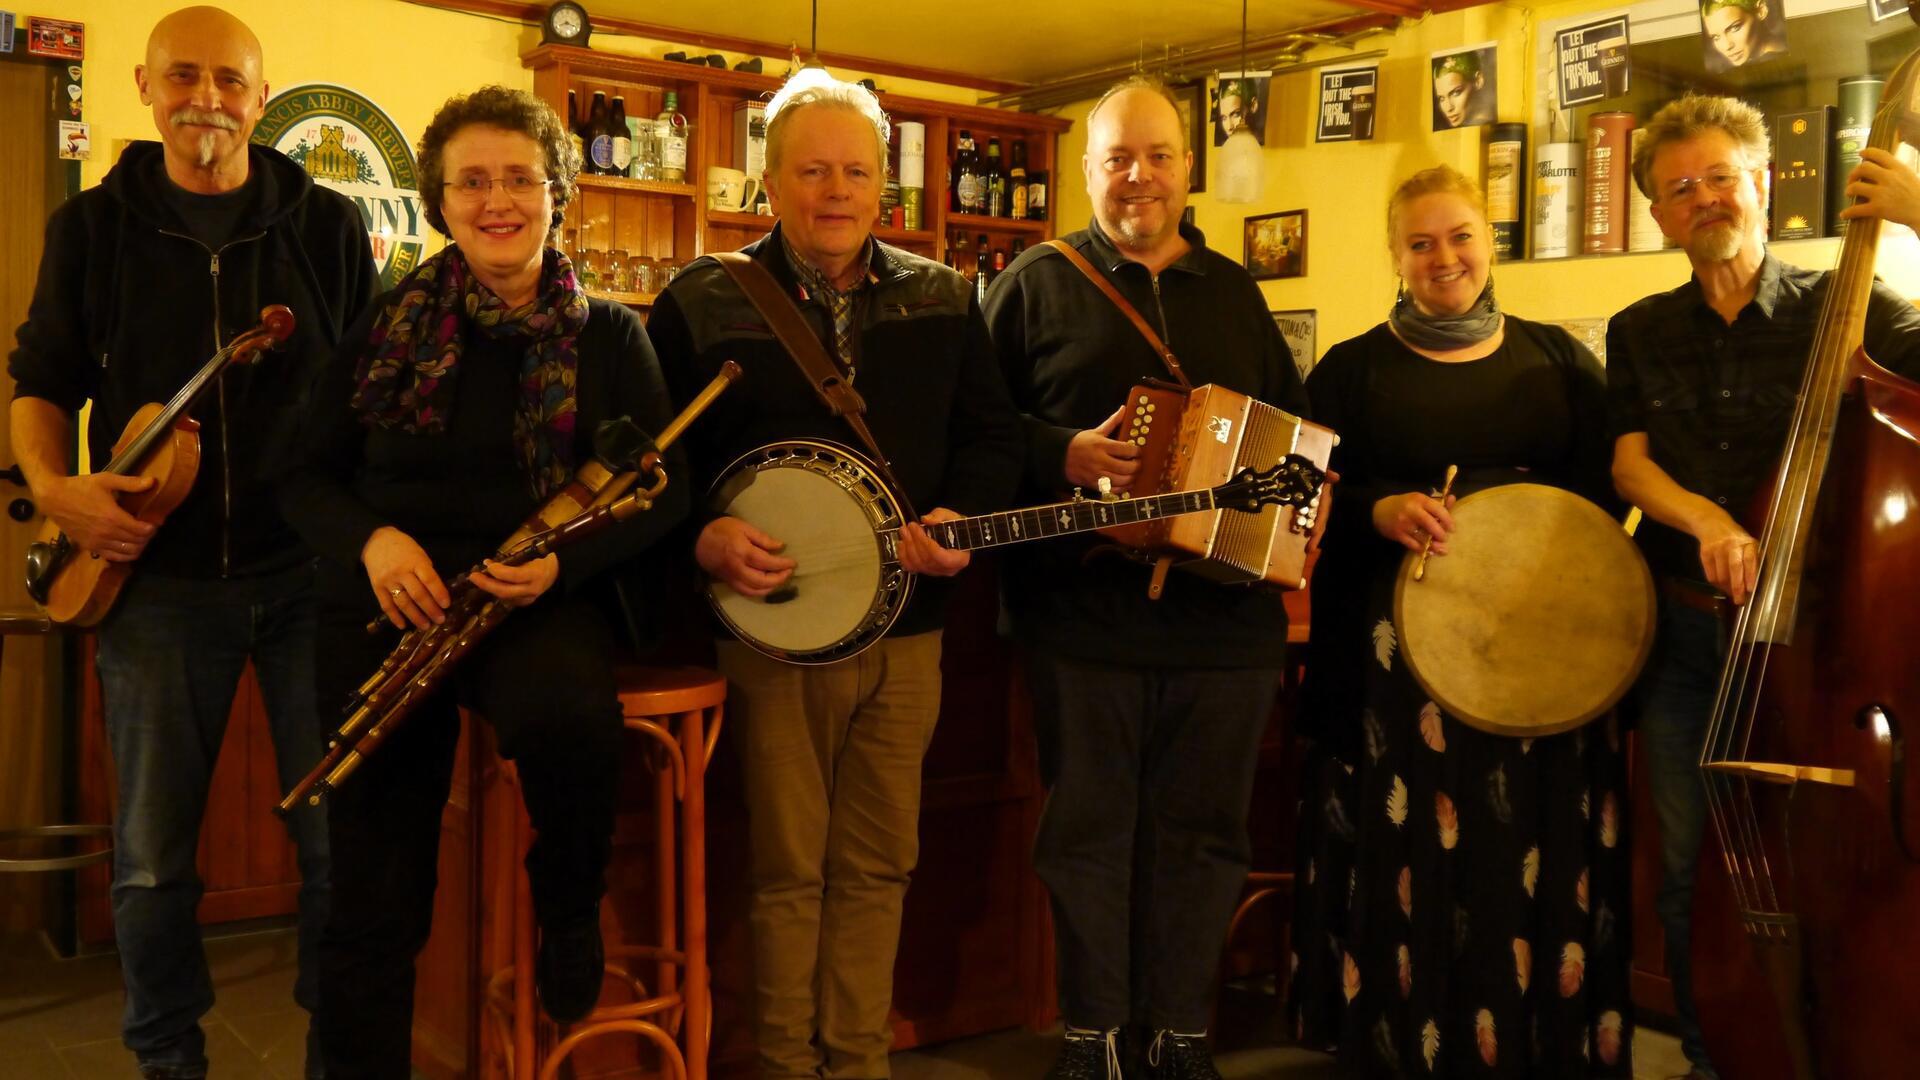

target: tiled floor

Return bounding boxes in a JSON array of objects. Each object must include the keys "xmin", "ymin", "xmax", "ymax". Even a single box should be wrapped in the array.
[{"xmin": 0, "ymin": 927, "xmax": 1691, "ymax": 1078}]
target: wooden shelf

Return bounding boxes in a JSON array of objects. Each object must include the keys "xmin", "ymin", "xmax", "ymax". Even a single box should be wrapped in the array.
[
  {"xmin": 944, "ymin": 215, "xmax": 1048, "ymax": 235},
  {"xmin": 576, "ymin": 174, "xmax": 697, "ymax": 198},
  {"xmin": 705, "ymin": 209, "xmax": 777, "ymax": 230},
  {"xmin": 704, "ymin": 210, "xmax": 937, "ymax": 247},
  {"xmin": 586, "ymin": 289, "xmax": 659, "ymax": 307}
]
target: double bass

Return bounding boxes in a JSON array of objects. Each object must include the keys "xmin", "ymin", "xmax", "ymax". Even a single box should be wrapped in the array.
[{"xmin": 1691, "ymin": 18, "xmax": 1920, "ymax": 1078}]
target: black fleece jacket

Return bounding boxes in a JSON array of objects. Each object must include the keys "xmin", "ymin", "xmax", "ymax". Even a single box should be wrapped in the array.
[
  {"xmin": 649, "ymin": 226, "xmax": 1023, "ymax": 637},
  {"xmin": 276, "ymin": 291, "xmax": 688, "ymax": 599},
  {"xmin": 983, "ymin": 219, "xmax": 1310, "ymax": 669},
  {"xmin": 8, "ymin": 141, "xmax": 377, "ymax": 579}
]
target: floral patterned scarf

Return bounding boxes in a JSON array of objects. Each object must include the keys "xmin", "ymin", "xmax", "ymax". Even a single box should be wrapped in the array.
[{"xmin": 350, "ymin": 245, "xmax": 588, "ymax": 498}]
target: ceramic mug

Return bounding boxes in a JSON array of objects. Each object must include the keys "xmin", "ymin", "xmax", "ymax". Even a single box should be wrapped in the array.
[{"xmin": 707, "ymin": 166, "xmax": 761, "ymax": 213}]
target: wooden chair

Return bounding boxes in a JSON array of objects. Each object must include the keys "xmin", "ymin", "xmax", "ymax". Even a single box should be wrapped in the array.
[
  {"xmin": 0, "ymin": 611, "xmax": 113, "ymax": 877},
  {"xmin": 484, "ymin": 665, "xmax": 724, "ymax": 1080}
]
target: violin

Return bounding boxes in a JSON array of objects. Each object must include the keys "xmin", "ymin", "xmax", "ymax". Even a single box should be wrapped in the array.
[{"xmin": 24, "ymin": 305, "xmax": 295, "ymax": 625}]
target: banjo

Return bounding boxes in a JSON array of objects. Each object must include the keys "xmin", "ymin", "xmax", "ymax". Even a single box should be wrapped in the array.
[{"xmin": 706, "ymin": 439, "xmax": 1326, "ymax": 664}]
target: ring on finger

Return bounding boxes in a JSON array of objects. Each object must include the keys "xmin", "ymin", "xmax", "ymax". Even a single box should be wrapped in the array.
[{"xmin": 390, "ymin": 586, "xmax": 404, "ymax": 600}]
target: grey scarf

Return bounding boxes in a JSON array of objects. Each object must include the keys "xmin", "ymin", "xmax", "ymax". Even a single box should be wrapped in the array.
[{"xmin": 1389, "ymin": 280, "xmax": 1501, "ymax": 351}]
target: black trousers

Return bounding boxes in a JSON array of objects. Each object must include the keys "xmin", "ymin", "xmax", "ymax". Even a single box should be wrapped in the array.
[
  {"xmin": 311, "ymin": 567, "xmax": 622, "ymax": 1080},
  {"xmin": 1027, "ymin": 651, "xmax": 1281, "ymax": 1032}
]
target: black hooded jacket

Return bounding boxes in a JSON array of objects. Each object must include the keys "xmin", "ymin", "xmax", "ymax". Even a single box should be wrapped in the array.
[{"xmin": 9, "ymin": 140, "xmax": 378, "ymax": 579}]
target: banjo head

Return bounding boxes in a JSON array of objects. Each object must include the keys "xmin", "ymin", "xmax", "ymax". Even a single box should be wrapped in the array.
[
  {"xmin": 706, "ymin": 441, "xmax": 909, "ymax": 664},
  {"xmin": 1393, "ymin": 483, "xmax": 1655, "ymax": 737}
]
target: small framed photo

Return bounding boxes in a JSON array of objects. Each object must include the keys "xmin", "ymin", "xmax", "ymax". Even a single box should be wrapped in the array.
[
  {"xmin": 1272, "ymin": 309, "xmax": 1317, "ymax": 380},
  {"xmin": 1245, "ymin": 209, "xmax": 1307, "ymax": 280},
  {"xmin": 26, "ymin": 16, "xmax": 84, "ymax": 60},
  {"xmin": 1172, "ymin": 80, "xmax": 1209, "ymax": 194}
]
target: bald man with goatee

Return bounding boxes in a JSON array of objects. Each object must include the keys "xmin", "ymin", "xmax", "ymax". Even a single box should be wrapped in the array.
[{"xmin": 8, "ymin": 7, "xmax": 374, "ymax": 1077}]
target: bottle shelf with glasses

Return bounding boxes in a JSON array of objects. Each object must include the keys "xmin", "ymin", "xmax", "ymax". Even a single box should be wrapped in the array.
[
  {"xmin": 525, "ymin": 44, "xmax": 1069, "ymax": 276},
  {"xmin": 575, "ymin": 175, "xmax": 698, "ymax": 198}
]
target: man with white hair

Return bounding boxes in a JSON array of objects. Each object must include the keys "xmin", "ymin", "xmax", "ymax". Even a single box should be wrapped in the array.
[
  {"xmin": 8, "ymin": 7, "xmax": 374, "ymax": 1078},
  {"xmin": 1608, "ymin": 92, "xmax": 1920, "ymax": 1080},
  {"xmin": 649, "ymin": 69, "xmax": 1021, "ymax": 1078}
]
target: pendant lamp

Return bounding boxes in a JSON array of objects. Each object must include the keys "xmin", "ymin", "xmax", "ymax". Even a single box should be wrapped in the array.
[{"xmin": 1215, "ymin": 0, "xmax": 1265, "ymax": 204}]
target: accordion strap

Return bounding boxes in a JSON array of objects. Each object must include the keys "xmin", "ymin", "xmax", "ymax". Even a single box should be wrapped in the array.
[{"xmin": 1041, "ymin": 239, "xmax": 1192, "ymax": 388}]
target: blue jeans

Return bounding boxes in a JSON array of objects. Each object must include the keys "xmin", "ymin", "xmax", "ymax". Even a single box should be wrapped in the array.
[
  {"xmin": 1633, "ymin": 597, "xmax": 1726, "ymax": 1078},
  {"xmin": 95, "ymin": 564, "xmax": 330, "ymax": 1074}
]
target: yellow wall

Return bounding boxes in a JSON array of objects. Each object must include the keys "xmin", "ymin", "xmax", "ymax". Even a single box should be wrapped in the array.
[{"xmin": 1052, "ymin": 1, "xmax": 1920, "ymax": 363}]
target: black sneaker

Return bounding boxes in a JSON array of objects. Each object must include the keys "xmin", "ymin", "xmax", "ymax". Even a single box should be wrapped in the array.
[
  {"xmin": 536, "ymin": 905, "xmax": 605, "ymax": 1023},
  {"xmin": 1046, "ymin": 1025, "xmax": 1124, "ymax": 1079},
  {"xmin": 1144, "ymin": 1030, "xmax": 1223, "ymax": 1080}
]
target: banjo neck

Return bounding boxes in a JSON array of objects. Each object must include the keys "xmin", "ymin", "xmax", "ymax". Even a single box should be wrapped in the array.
[{"xmin": 888, "ymin": 487, "xmax": 1223, "ymax": 554}]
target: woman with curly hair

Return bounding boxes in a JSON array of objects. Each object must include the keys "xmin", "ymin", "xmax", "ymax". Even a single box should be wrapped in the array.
[{"xmin": 278, "ymin": 85, "xmax": 687, "ymax": 1076}]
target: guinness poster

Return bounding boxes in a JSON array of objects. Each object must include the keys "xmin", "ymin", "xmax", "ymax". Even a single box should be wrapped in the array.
[
  {"xmin": 1316, "ymin": 66, "xmax": 1378, "ymax": 142},
  {"xmin": 1555, "ymin": 16, "xmax": 1631, "ymax": 108}
]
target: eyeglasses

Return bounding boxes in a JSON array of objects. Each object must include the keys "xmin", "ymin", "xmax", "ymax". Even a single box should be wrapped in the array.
[
  {"xmin": 443, "ymin": 174, "xmax": 551, "ymax": 202},
  {"xmin": 1660, "ymin": 171, "xmax": 1744, "ymax": 204}
]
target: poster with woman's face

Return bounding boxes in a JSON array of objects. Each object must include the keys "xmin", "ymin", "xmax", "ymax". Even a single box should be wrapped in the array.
[
  {"xmin": 1213, "ymin": 73, "xmax": 1271, "ymax": 146},
  {"xmin": 1700, "ymin": 0, "xmax": 1789, "ymax": 72},
  {"xmin": 1430, "ymin": 44, "xmax": 1498, "ymax": 131}
]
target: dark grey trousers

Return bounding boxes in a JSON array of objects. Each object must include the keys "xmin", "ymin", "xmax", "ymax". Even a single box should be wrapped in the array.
[{"xmin": 1027, "ymin": 651, "xmax": 1281, "ymax": 1031}]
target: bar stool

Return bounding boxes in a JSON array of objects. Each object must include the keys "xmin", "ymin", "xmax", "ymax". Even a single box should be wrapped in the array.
[
  {"xmin": 0, "ymin": 610, "xmax": 114, "ymax": 880},
  {"xmin": 484, "ymin": 664, "xmax": 724, "ymax": 1080}
]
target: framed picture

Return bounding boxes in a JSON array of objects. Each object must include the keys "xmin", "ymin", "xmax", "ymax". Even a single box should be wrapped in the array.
[
  {"xmin": 1272, "ymin": 309, "xmax": 1317, "ymax": 380},
  {"xmin": 1245, "ymin": 209, "xmax": 1307, "ymax": 280},
  {"xmin": 1430, "ymin": 42, "xmax": 1498, "ymax": 131},
  {"xmin": 25, "ymin": 16, "xmax": 84, "ymax": 60},
  {"xmin": 1213, "ymin": 72, "xmax": 1271, "ymax": 146},
  {"xmin": 1173, "ymin": 80, "xmax": 1208, "ymax": 194}
]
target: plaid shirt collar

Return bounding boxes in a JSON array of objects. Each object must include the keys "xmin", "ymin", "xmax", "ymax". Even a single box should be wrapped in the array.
[{"xmin": 779, "ymin": 231, "xmax": 878, "ymax": 303}]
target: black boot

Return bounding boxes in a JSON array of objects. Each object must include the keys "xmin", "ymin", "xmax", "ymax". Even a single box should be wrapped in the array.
[
  {"xmin": 536, "ymin": 904, "xmax": 605, "ymax": 1022},
  {"xmin": 1046, "ymin": 1025, "xmax": 1125, "ymax": 1079},
  {"xmin": 1143, "ymin": 1030, "xmax": 1223, "ymax": 1080}
]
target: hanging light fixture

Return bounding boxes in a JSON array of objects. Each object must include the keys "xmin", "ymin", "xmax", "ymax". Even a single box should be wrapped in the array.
[
  {"xmin": 800, "ymin": 0, "xmax": 827, "ymax": 71},
  {"xmin": 1215, "ymin": 0, "xmax": 1265, "ymax": 204}
]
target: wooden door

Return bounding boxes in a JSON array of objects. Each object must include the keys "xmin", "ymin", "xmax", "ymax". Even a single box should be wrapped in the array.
[{"xmin": 0, "ymin": 46, "xmax": 66, "ymax": 938}]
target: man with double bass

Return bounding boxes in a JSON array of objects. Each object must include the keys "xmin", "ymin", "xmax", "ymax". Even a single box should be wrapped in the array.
[
  {"xmin": 1608, "ymin": 92, "xmax": 1920, "ymax": 1080},
  {"xmin": 7, "ymin": 7, "xmax": 374, "ymax": 1077}
]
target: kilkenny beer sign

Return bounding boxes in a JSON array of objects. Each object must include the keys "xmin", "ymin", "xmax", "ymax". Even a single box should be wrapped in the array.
[{"xmin": 253, "ymin": 83, "xmax": 424, "ymax": 288}]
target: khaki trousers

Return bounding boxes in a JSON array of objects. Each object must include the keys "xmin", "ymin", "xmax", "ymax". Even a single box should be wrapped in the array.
[{"xmin": 718, "ymin": 631, "xmax": 943, "ymax": 1080}]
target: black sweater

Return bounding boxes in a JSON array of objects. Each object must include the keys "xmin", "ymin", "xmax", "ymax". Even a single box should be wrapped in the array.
[
  {"xmin": 277, "ymin": 291, "xmax": 687, "ymax": 596},
  {"xmin": 9, "ymin": 142, "xmax": 377, "ymax": 578},
  {"xmin": 649, "ymin": 227, "xmax": 1023, "ymax": 637},
  {"xmin": 982, "ymin": 219, "xmax": 1310, "ymax": 669}
]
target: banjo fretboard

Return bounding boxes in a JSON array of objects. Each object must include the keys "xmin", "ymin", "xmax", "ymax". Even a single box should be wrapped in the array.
[{"xmin": 885, "ymin": 488, "xmax": 1222, "ymax": 554}]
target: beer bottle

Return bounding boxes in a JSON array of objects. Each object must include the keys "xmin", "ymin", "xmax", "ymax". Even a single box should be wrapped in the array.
[
  {"xmin": 1026, "ymin": 169, "xmax": 1049, "ymax": 222},
  {"xmin": 609, "ymin": 96, "xmax": 633, "ymax": 177},
  {"xmin": 1009, "ymin": 140, "xmax": 1029, "ymax": 219},
  {"xmin": 952, "ymin": 130, "xmax": 982, "ymax": 215},
  {"xmin": 984, "ymin": 138, "xmax": 1007, "ymax": 217},
  {"xmin": 566, "ymin": 90, "xmax": 585, "ymax": 171},
  {"xmin": 586, "ymin": 91, "xmax": 612, "ymax": 176}
]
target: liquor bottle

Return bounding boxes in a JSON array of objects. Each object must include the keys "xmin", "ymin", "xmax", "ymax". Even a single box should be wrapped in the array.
[
  {"xmin": 585, "ymin": 91, "xmax": 612, "ymax": 176},
  {"xmin": 952, "ymin": 130, "xmax": 982, "ymax": 214},
  {"xmin": 992, "ymin": 247, "xmax": 1007, "ymax": 278},
  {"xmin": 657, "ymin": 91, "xmax": 688, "ymax": 184},
  {"xmin": 609, "ymin": 96, "xmax": 632, "ymax": 178},
  {"xmin": 1009, "ymin": 140, "xmax": 1029, "ymax": 220},
  {"xmin": 565, "ymin": 90, "xmax": 585, "ymax": 170},
  {"xmin": 984, "ymin": 137, "xmax": 1007, "ymax": 217},
  {"xmin": 950, "ymin": 230, "xmax": 972, "ymax": 276},
  {"xmin": 1009, "ymin": 237, "xmax": 1026, "ymax": 261},
  {"xmin": 1026, "ymin": 169, "xmax": 1048, "ymax": 222},
  {"xmin": 1832, "ymin": 77, "xmax": 1884, "ymax": 234},
  {"xmin": 975, "ymin": 233, "xmax": 992, "ymax": 303}
]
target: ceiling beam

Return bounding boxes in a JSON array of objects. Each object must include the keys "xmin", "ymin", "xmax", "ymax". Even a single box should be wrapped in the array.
[
  {"xmin": 403, "ymin": 0, "xmax": 1031, "ymax": 93},
  {"xmin": 1336, "ymin": 0, "xmax": 1427, "ymax": 17}
]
